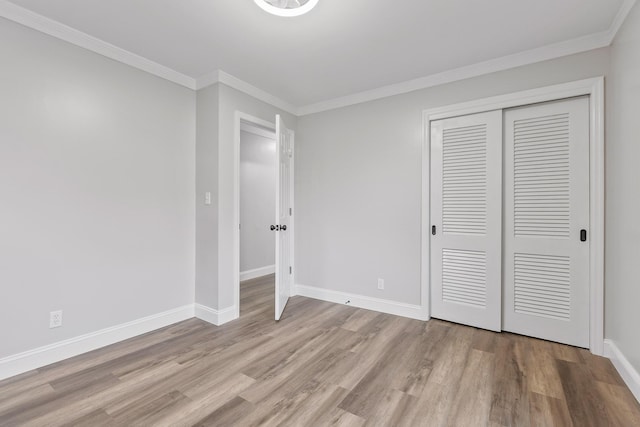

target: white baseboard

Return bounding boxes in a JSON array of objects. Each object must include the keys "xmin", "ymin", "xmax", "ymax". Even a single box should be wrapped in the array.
[
  {"xmin": 604, "ymin": 339, "xmax": 640, "ymax": 403},
  {"xmin": 0, "ymin": 304, "xmax": 195, "ymax": 382},
  {"xmin": 195, "ymin": 304, "xmax": 238, "ymax": 326},
  {"xmin": 294, "ymin": 284, "xmax": 428, "ymax": 321},
  {"xmin": 240, "ymin": 265, "xmax": 275, "ymax": 281}
]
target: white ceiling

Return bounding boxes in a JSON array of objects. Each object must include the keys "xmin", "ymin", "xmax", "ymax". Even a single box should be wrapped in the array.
[{"xmin": 2, "ymin": 0, "xmax": 630, "ymax": 109}]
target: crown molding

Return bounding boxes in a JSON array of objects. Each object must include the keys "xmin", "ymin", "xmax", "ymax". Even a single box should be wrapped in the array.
[
  {"xmin": 297, "ymin": 31, "xmax": 612, "ymax": 115},
  {"xmin": 297, "ymin": 0, "xmax": 637, "ymax": 115},
  {"xmin": 607, "ymin": 0, "xmax": 638, "ymax": 43},
  {"xmin": 0, "ymin": 0, "xmax": 196, "ymax": 89},
  {"xmin": 1, "ymin": 0, "xmax": 636, "ymax": 116},
  {"xmin": 0, "ymin": 0, "xmax": 295, "ymax": 114},
  {"xmin": 196, "ymin": 70, "xmax": 298, "ymax": 116},
  {"xmin": 194, "ymin": 70, "xmax": 220, "ymax": 91}
]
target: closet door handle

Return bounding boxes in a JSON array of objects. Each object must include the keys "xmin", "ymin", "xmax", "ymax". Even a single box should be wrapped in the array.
[
  {"xmin": 580, "ymin": 229, "xmax": 587, "ymax": 242},
  {"xmin": 281, "ymin": 225, "xmax": 287, "ymax": 231},
  {"xmin": 270, "ymin": 225, "xmax": 280, "ymax": 231},
  {"xmin": 432, "ymin": 225, "xmax": 437, "ymax": 236}
]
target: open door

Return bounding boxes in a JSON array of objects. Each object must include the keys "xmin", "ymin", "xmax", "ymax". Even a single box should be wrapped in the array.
[{"xmin": 274, "ymin": 115, "xmax": 294, "ymax": 321}]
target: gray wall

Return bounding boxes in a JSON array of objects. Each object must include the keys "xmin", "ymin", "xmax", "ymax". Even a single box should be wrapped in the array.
[
  {"xmin": 607, "ymin": 2, "xmax": 640, "ymax": 374},
  {"xmin": 296, "ymin": 48, "xmax": 611, "ymax": 305},
  {"xmin": 195, "ymin": 85, "xmax": 219, "ymax": 309},
  {"xmin": 0, "ymin": 18, "xmax": 196, "ymax": 358},
  {"xmin": 240, "ymin": 130, "xmax": 276, "ymax": 272},
  {"xmin": 3, "ymin": 2, "xmax": 638, "ymax": 375}
]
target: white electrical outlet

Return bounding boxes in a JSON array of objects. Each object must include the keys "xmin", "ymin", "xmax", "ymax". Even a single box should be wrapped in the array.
[
  {"xmin": 377, "ymin": 278, "xmax": 384, "ymax": 290},
  {"xmin": 50, "ymin": 310, "xmax": 63, "ymax": 329}
]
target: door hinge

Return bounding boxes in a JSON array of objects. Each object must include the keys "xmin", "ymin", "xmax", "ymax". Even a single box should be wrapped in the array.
[{"xmin": 289, "ymin": 266, "xmax": 292, "ymax": 275}]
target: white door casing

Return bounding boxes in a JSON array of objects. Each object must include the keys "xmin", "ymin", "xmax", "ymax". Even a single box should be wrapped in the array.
[
  {"xmin": 275, "ymin": 115, "xmax": 294, "ymax": 321},
  {"xmin": 503, "ymin": 97, "xmax": 590, "ymax": 348},
  {"xmin": 430, "ymin": 110, "xmax": 503, "ymax": 332}
]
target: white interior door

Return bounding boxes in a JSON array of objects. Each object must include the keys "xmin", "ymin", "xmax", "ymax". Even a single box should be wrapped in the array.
[
  {"xmin": 274, "ymin": 115, "xmax": 294, "ymax": 321},
  {"xmin": 503, "ymin": 97, "xmax": 590, "ymax": 347},
  {"xmin": 430, "ymin": 110, "xmax": 503, "ymax": 331}
]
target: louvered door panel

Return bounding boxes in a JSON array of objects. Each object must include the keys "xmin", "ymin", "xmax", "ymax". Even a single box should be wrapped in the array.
[
  {"xmin": 514, "ymin": 253, "xmax": 570, "ymax": 320},
  {"xmin": 442, "ymin": 249, "xmax": 487, "ymax": 307},
  {"xmin": 504, "ymin": 97, "xmax": 590, "ymax": 348},
  {"xmin": 442, "ymin": 125, "xmax": 487, "ymax": 235},
  {"xmin": 514, "ymin": 113, "xmax": 571, "ymax": 238},
  {"xmin": 431, "ymin": 111, "xmax": 502, "ymax": 332}
]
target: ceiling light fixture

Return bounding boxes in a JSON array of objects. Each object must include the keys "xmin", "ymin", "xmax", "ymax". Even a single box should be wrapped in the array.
[{"xmin": 254, "ymin": 0, "xmax": 319, "ymax": 17}]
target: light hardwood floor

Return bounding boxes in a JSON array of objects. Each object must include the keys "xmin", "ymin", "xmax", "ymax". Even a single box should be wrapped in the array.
[{"xmin": 1, "ymin": 274, "xmax": 639, "ymax": 426}]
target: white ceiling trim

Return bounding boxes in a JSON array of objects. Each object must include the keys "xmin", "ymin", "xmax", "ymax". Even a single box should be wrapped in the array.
[
  {"xmin": 298, "ymin": 32, "xmax": 610, "ymax": 116},
  {"xmin": 196, "ymin": 70, "xmax": 298, "ymax": 116},
  {"xmin": 608, "ymin": 0, "xmax": 638, "ymax": 44},
  {"xmin": 297, "ymin": 0, "xmax": 637, "ymax": 116},
  {"xmin": 0, "ymin": 0, "xmax": 299, "ymax": 115},
  {"xmin": 0, "ymin": 0, "xmax": 636, "ymax": 117},
  {"xmin": 0, "ymin": 0, "xmax": 197, "ymax": 89}
]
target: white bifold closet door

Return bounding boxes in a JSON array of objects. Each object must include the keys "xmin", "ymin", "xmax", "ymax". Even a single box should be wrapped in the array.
[
  {"xmin": 503, "ymin": 97, "xmax": 590, "ymax": 348},
  {"xmin": 430, "ymin": 110, "xmax": 503, "ymax": 332}
]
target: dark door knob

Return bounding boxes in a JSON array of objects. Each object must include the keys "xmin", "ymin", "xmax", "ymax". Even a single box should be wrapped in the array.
[
  {"xmin": 281, "ymin": 225, "xmax": 287, "ymax": 231},
  {"xmin": 270, "ymin": 225, "xmax": 279, "ymax": 231}
]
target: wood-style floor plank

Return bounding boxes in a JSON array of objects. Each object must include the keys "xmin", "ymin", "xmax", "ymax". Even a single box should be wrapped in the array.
[
  {"xmin": 556, "ymin": 359, "xmax": 615, "ymax": 427},
  {"xmin": 446, "ymin": 349, "xmax": 495, "ymax": 426},
  {"xmin": 528, "ymin": 392, "xmax": 573, "ymax": 427},
  {"xmin": 0, "ymin": 273, "xmax": 638, "ymax": 426},
  {"xmin": 488, "ymin": 334, "xmax": 530, "ymax": 427}
]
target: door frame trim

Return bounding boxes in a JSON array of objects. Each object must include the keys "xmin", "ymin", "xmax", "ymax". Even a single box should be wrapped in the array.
[
  {"xmin": 233, "ymin": 111, "xmax": 277, "ymax": 319},
  {"xmin": 421, "ymin": 77, "xmax": 605, "ymax": 355}
]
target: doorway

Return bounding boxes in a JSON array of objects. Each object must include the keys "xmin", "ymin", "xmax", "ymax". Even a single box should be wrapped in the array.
[
  {"xmin": 239, "ymin": 120, "xmax": 277, "ymax": 317},
  {"xmin": 234, "ymin": 113, "xmax": 295, "ymax": 321}
]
